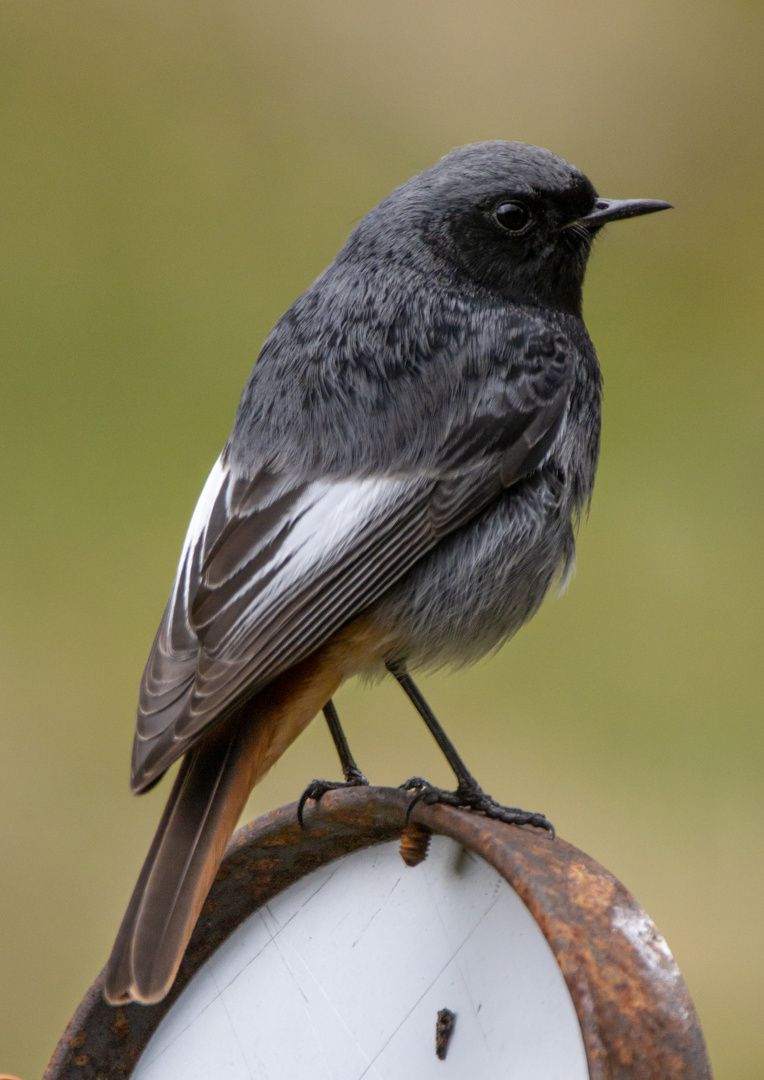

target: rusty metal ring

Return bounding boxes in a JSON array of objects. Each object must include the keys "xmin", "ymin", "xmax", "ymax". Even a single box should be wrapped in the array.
[{"xmin": 44, "ymin": 786, "xmax": 711, "ymax": 1079}]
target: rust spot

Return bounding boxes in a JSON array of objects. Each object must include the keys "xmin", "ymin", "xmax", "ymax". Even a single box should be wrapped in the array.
[
  {"xmin": 110, "ymin": 1009, "xmax": 130, "ymax": 1040},
  {"xmin": 567, "ymin": 862, "xmax": 616, "ymax": 911},
  {"xmin": 74, "ymin": 1056, "xmax": 89, "ymax": 1067},
  {"xmin": 68, "ymin": 1032, "xmax": 85, "ymax": 1049}
]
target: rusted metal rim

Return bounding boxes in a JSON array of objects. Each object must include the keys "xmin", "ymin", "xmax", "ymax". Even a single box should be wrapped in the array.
[{"xmin": 44, "ymin": 786, "xmax": 711, "ymax": 1080}]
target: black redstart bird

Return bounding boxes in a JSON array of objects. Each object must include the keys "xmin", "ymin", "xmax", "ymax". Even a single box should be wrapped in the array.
[{"xmin": 104, "ymin": 141, "xmax": 670, "ymax": 1004}]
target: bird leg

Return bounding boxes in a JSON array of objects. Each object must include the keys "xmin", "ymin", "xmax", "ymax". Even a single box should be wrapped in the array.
[
  {"xmin": 297, "ymin": 700, "xmax": 368, "ymax": 825},
  {"xmin": 386, "ymin": 660, "xmax": 554, "ymax": 834},
  {"xmin": 322, "ymin": 699, "xmax": 368, "ymax": 785}
]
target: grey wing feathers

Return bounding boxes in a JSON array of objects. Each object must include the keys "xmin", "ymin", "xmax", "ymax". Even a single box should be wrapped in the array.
[
  {"xmin": 133, "ymin": 464, "xmax": 438, "ymax": 790},
  {"xmin": 132, "ymin": 336, "xmax": 573, "ymax": 793}
]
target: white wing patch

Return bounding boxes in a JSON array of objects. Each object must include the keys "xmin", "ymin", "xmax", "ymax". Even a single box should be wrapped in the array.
[
  {"xmin": 162, "ymin": 454, "xmax": 229, "ymax": 653},
  {"xmin": 209, "ymin": 475, "xmax": 409, "ymax": 656},
  {"xmin": 161, "ymin": 454, "xmax": 415, "ymax": 664}
]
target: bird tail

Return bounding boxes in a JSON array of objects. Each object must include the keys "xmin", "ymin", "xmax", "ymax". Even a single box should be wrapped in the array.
[
  {"xmin": 103, "ymin": 627, "xmax": 374, "ymax": 1005},
  {"xmin": 104, "ymin": 714, "xmax": 263, "ymax": 1004}
]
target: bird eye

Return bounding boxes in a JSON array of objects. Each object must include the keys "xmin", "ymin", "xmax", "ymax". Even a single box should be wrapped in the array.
[{"xmin": 495, "ymin": 201, "xmax": 532, "ymax": 233}]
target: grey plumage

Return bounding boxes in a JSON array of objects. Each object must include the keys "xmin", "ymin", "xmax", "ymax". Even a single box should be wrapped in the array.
[
  {"xmin": 106, "ymin": 140, "xmax": 670, "ymax": 1004},
  {"xmin": 133, "ymin": 142, "xmax": 602, "ymax": 790}
]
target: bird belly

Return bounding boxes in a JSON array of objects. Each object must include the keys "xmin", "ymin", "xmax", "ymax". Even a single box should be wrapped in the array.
[{"xmin": 367, "ymin": 469, "xmax": 575, "ymax": 670}]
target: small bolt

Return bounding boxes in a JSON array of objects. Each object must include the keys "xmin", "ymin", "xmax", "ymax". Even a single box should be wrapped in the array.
[{"xmin": 399, "ymin": 820, "xmax": 432, "ymax": 867}]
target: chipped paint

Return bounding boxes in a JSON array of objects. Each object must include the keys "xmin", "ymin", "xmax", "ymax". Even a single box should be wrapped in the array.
[{"xmin": 612, "ymin": 905, "xmax": 677, "ymax": 973}]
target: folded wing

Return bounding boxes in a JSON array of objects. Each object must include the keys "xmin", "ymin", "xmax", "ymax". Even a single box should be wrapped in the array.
[{"xmin": 132, "ymin": 334, "xmax": 573, "ymax": 792}]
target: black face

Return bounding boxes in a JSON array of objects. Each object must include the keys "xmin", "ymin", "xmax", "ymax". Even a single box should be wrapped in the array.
[
  {"xmin": 353, "ymin": 143, "xmax": 670, "ymax": 317},
  {"xmin": 444, "ymin": 176, "xmax": 600, "ymax": 315}
]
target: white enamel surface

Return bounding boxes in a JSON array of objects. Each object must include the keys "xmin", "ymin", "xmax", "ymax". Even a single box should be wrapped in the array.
[{"xmin": 133, "ymin": 836, "xmax": 589, "ymax": 1080}]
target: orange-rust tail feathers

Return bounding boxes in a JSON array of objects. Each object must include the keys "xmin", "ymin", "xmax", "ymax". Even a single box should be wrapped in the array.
[
  {"xmin": 104, "ymin": 623, "xmax": 381, "ymax": 1005},
  {"xmin": 104, "ymin": 715, "xmax": 256, "ymax": 1004}
]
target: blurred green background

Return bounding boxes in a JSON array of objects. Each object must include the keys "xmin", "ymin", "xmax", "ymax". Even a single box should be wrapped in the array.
[{"xmin": 1, "ymin": 1, "xmax": 762, "ymax": 1076}]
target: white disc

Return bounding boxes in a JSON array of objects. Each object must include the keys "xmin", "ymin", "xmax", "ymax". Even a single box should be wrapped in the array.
[{"xmin": 133, "ymin": 835, "xmax": 588, "ymax": 1079}]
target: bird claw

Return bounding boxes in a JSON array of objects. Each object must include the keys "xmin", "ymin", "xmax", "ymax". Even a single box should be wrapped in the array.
[
  {"xmin": 403, "ymin": 779, "xmax": 554, "ymax": 835},
  {"xmin": 297, "ymin": 774, "xmax": 369, "ymax": 827}
]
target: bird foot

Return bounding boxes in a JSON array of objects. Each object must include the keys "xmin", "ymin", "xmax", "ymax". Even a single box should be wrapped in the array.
[
  {"xmin": 401, "ymin": 777, "xmax": 554, "ymax": 835},
  {"xmin": 297, "ymin": 772, "xmax": 369, "ymax": 826}
]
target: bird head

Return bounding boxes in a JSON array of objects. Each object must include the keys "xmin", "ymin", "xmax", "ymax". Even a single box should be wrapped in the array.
[{"xmin": 354, "ymin": 141, "xmax": 671, "ymax": 316}]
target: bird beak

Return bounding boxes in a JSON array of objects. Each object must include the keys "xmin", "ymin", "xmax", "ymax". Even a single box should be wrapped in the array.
[{"xmin": 577, "ymin": 197, "xmax": 673, "ymax": 229}]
